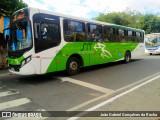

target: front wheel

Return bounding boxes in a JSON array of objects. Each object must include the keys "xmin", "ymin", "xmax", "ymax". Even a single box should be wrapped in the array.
[
  {"xmin": 66, "ymin": 57, "xmax": 80, "ymax": 75},
  {"xmin": 124, "ymin": 51, "xmax": 131, "ymax": 63}
]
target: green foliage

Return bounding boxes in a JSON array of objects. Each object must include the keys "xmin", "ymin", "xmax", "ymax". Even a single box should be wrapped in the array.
[
  {"xmin": 95, "ymin": 9, "xmax": 160, "ymax": 34},
  {"xmin": 0, "ymin": 0, "xmax": 28, "ymax": 17},
  {"xmin": 139, "ymin": 14, "xmax": 160, "ymax": 34}
]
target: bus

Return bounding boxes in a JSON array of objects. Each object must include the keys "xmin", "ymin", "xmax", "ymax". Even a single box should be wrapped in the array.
[
  {"xmin": 145, "ymin": 33, "xmax": 160, "ymax": 55},
  {"xmin": 6, "ymin": 7, "xmax": 145, "ymax": 75}
]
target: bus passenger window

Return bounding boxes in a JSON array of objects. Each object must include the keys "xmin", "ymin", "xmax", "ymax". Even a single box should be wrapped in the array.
[
  {"xmin": 136, "ymin": 32, "xmax": 141, "ymax": 37},
  {"xmin": 140, "ymin": 32, "xmax": 144, "ymax": 42},
  {"xmin": 135, "ymin": 32, "xmax": 141, "ymax": 43},
  {"xmin": 63, "ymin": 19, "xmax": 85, "ymax": 42},
  {"xmin": 128, "ymin": 31, "xmax": 132, "ymax": 36},
  {"xmin": 103, "ymin": 26, "xmax": 116, "ymax": 42},
  {"xmin": 87, "ymin": 24, "xmax": 103, "ymax": 42},
  {"xmin": 127, "ymin": 30, "xmax": 133, "ymax": 42}
]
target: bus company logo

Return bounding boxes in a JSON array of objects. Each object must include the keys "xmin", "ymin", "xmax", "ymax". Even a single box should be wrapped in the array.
[
  {"xmin": 2, "ymin": 112, "xmax": 12, "ymax": 117},
  {"xmin": 79, "ymin": 43, "xmax": 93, "ymax": 55},
  {"xmin": 81, "ymin": 43, "xmax": 92, "ymax": 51},
  {"xmin": 94, "ymin": 43, "xmax": 112, "ymax": 59}
]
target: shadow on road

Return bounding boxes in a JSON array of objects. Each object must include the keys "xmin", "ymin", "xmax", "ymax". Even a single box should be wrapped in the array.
[{"xmin": 79, "ymin": 59, "xmax": 142, "ymax": 74}]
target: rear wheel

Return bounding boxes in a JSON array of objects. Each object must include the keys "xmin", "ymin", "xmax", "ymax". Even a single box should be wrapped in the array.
[
  {"xmin": 66, "ymin": 57, "xmax": 80, "ymax": 75},
  {"xmin": 124, "ymin": 51, "xmax": 131, "ymax": 63}
]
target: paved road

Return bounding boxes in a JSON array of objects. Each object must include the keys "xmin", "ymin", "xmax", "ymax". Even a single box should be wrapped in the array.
[{"xmin": 0, "ymin": 54, "xmax": 160, "ymax": 120}]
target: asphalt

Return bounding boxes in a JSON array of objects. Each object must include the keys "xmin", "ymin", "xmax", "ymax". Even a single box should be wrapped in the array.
[
  {"xmin": 76, "ymin": 76, "xmax": 160, "ymax": 120},
  {"xmin": 0, "ymin": 69, "xmax": 160, "ymax": 120}
]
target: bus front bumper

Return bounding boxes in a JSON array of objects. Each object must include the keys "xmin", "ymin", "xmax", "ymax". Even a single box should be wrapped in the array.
[
  {"xmin": 145, "ymin": 49, "xmax": 160, "ymax": 55},
  {"xmin": 9, "ymin": 63, "xmax": 36, "ymax": 75}
]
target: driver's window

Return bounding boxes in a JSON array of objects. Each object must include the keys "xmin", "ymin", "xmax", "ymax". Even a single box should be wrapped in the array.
[{"xmin": 33, "ymin": 13, "xmax": 61, "ymax": 53}]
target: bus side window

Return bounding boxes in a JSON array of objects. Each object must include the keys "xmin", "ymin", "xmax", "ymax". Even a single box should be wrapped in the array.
[
  {"xmin": 34, "ymin": 23, "xmax": 40, "ymax": 39},
  {"xmin": 136, "ymin": 32, "xmax": 141, "ymax": 43},
  {"xmin": 63, "ymin": 19, "xmax": 85, "ymax": 42},
  {"xmin": 33, "ymin": 13, "xmax": 61, "ymax": 53},
  {"xmin": 87, "ymin": 24, "xmax": 103, "ymax": 42},
  {"xmin": 118, "ymin": 29, "xmax": 125, "ymax": 42},
  {"xmin": 103, "ymin": 26, "xmax": 112, "ymax": 42},
  {"xmin": 140, "ymin": 32, "xmax": 144, "ymax": 43},
  {"xmin": 127, "ymin": 30, "xmax": 133, "ymax": 42}
]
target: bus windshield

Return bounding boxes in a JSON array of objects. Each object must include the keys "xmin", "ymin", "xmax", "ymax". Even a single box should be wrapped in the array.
[
  {"xmin": 10, "ymin": 20, "xmax": 32, "ymax": 51},
  {"xmin": 145, "ymin": 34, "xmax": 160, "ymax": 47}
]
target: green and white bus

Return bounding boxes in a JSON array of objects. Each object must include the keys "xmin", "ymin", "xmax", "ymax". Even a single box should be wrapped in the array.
[
  {"xmin": 145, "ymin": 33, "xmax": 160, "ymax": 55},
  {"xmin": 7, "ymin": 7, "xmax": 144, "ymax": 75}
]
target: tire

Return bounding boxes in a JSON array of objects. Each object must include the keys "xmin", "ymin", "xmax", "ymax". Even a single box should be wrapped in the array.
[
  {"xmin": 124, "ymin": 51, "xmax": 131, "ymax": 63},
  {"xmin": 66, "ymin": 57, "xmax": 80, "ymax": 75}
]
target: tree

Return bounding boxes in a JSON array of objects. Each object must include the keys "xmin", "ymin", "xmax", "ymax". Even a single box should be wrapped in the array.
[
  {"xmin": 95, "ymin": 9, "xmax": 160, "ymax": 34},
  {"xmin": 139, "ymin": 14, "xmax": 160, "ymax": 34},
  {"xmin": 95, "ymin": 9, "xmax": 142, "ymax": 28},
  {"xmin": 0, "ymin": 0, "xmax": 28, "ymax": 16}
]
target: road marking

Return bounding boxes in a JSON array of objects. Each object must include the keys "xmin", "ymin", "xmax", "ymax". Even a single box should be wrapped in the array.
[
  {"xmin": 0, "ymin": 91, "xmax": 19, "ymax": 98},
  {"xmin": 66, "ymin": 93, "xmax": 113, "ymax": 111},
  {"xmin": 61, "ymin": 77, "xmax": 113, "ymax": 94},
  {"xmin": 68, "ymin": 75, "xmax": 160, "ymax": 120},
  {"xmin": 67, "ymin": 71, "xmax": 160, "ymax": 112},
  {"xmin": 66, "ymin": 72, "xmax": 160, "ymax": 111},
  {"xmin": 0, "ymin": 98, "xmax": 31, "ymax": 110}
]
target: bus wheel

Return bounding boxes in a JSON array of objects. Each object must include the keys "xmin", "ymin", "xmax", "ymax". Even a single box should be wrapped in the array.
[
  {"xmin": 66, "ymin": 57, "xmax": 80, "ymax": 75},
  {"xmin": 124, "ymin": 51, "xmax": 131, "ymax": 63}
]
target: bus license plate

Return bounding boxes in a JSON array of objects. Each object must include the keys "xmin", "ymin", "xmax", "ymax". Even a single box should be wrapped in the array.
[{"xmin": 149, "ymin": 50, "xmax": 154, "ymax": 52}]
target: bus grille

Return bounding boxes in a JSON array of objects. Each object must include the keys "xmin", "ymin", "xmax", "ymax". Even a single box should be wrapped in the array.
[{"xmin": 9, "ymin": 64, "xmax": 21, "ymax": 72}]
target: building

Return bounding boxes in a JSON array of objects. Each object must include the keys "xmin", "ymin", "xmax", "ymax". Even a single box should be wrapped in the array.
[{"xmin": 0, "ymin": 15, "xmax": 10, "ymax": 69}]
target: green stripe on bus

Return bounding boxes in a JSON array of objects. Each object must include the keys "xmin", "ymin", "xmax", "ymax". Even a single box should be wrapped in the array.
[
  {"xmin": 8, "ymin": 56, "xmax": 25, "ymax": 65},
  {"xmin": 46, "ymin": 42, "xmax": 138, "ymax": 73}
]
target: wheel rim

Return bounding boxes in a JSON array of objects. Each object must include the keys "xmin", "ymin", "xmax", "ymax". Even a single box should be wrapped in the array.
[{"xmin": 69, "ymin": 61, "xmax": 78, "ymax": 71}]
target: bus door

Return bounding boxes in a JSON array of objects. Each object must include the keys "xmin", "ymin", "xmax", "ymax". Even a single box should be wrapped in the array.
[{"xmin": 33, "ymin": 13, "xmax": 61, "ymax": 73}]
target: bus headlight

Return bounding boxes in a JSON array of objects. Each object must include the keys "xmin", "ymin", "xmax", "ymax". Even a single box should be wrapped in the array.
[
  {"xmin": 26, "ymin": 56, "xmax": 31, "ymax": 63},
  {"xmin": 21, "ymin": 60, "xmax": 26, "ymax": 67},
  {"xmin": 21, "ymin": 56, "xmax": 32, "ymax": 67}
]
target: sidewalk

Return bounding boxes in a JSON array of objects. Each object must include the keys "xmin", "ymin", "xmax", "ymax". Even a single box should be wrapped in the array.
[{"xmin": 78, "ymin": 77, "xmax": 160, "ymax": 120}]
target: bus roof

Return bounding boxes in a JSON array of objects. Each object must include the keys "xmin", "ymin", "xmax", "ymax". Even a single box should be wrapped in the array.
[{"xmin": 15, "ymin": 7, "xmax": 144, "ymax": 33}]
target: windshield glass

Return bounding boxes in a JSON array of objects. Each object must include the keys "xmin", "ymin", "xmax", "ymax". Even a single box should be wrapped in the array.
[
  {"xmin": 10, "ymin": 20, "xmax": 32, "ymax": 51},
  {"xmin": 145, "ymin": 34, "xmax": 160, "ymax": 47}
]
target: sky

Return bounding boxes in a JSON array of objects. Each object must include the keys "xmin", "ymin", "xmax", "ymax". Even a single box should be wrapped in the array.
[{"xmin": 22, "ymin": 0, "xmax": 160, "ymax": 19}]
